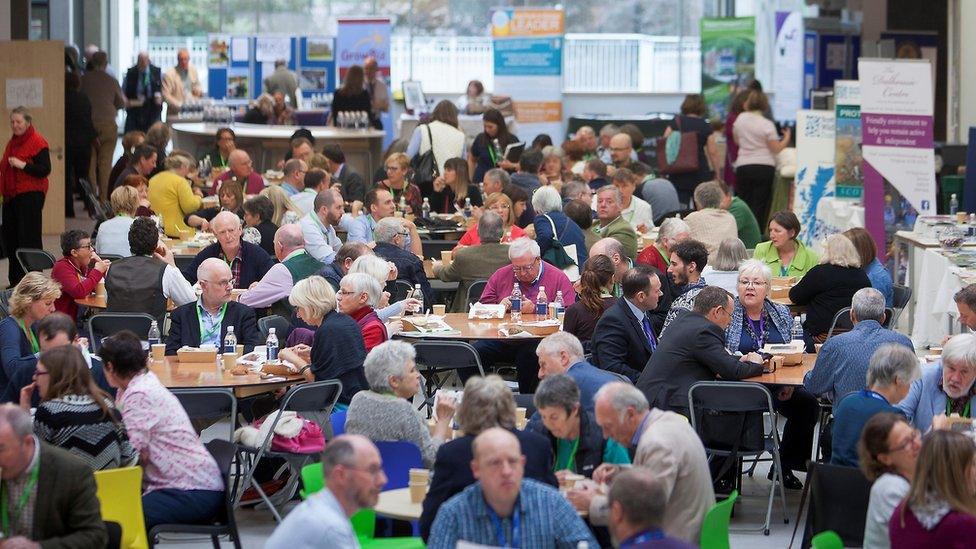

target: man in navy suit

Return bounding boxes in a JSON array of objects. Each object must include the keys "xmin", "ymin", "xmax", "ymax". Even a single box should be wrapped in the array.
[
  {"xmin": 592, "ymin": 265, "xmax": 663, "ymax": 382},
  {"xmin": 166, "ymin": 258, "xmax": 262, "ymax": 355},
  {"xmin": 536, "ymin": 331, "xmax": 622, "ymax": 409},
  {"xmin": 122, "ymin": 52, "xmax": 163, "ymax": 133}
]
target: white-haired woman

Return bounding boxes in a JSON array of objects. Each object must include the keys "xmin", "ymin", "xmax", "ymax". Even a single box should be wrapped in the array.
[
  {"xmin": 349, "ymin": 254, "xmax": 420, "ymax": 325},
  {"xmin": 335, "ymin": 272, "xmax": 388, "ymax": 353},
  {"xmin": 532, "ymin": 186, "xmax": 588, "ymax": 269},
  {"xmin": 725, "ymin": 258, "xmax": 819, "ymax": 489},
  {"xmin": 701, "ymin": 237, "xmax": 748, "ymax": 294},
  {"xmin": 789, "ymin": 233, "xmax": 871, "ymax": 348},
  {"xmin": 345, "ymin": 340, "xmax": 457, "ymax": 467}
]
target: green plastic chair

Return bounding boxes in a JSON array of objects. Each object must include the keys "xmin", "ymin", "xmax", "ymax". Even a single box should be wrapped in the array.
[
  {"xmin": 811, "ymin": 530, "xmax": 844, "ymax": 549},
  {"xmin": 699, "ymin": 490, "xmax": 738, "ymax": 549},
  {"xmin": 299, "ymin": 463, "xmax": 425, "ymax": 548}
]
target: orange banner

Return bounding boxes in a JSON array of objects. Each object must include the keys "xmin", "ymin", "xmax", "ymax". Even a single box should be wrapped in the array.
[
  {"xmin": 492, "ymin": 9, "xmax": 564, "ymax": 38},
  {"xmin": 513, "ymin": 101, "xmax": 563, "ymax": 123}
]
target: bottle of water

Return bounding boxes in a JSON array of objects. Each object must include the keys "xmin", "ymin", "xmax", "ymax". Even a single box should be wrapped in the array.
[
  {"xmin": 147, "ymin": 321, "xmax": 160, "ymax": 346},
  {"xmin": 421, "ymin": 197, "xmax": 431, "ymax": 220},
  {"xmin": 951, "ymin": 193, "xmax": 959, "ymax": 216},
  {"xmin": 266, "ymin": 328, "xmax": 279, "ymax": 362},
  {"xmin": 791, "ymin": 316, "xmax": 804, "ymax": 346},
  {"xmin": 554, "ymin": 290, "xmax": 565, "ymax": 320},
  {"xmin": 536, "ymin": 286, "xmax": 548, "ymax": 317},
  {"xmin": 510, "ymin": 283, "xmax": 522, "ymax": 323},
  {"xmin": 413, "ymin": 283, "xmax": 424, "ymax": 314},
  {"xmin": 399, "ymin": 195, "xmax": 408, "ymax": 215},
  {"xmin": 463, "ymin": 197, "xmax": 473, "ymax": 219},
  {"xmin": 224, "ymin": 326, "xmax": 237, "ymax": 354},
  {"xmin": 492, "ymin": 138, "xmax": 503, "ymax": 165}
]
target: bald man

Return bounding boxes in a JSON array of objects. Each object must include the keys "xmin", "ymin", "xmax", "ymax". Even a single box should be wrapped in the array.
[
  {"xmin": 590, "ymin": 237, "xmax": 632, "ymax": 297},
  {"xmin": 165, "ymin": 257, "xmax": 262, "ymax": 355},
  {"xmin": 213, "ymin": 149, "xmax": 266, "ymax": 195},
  {"xmin": 162, "ymin": 47, "xmax": 203, "ymax": 122},
  {"xmin": 239, "ymin": 223, "xmax": 324, "ymax": 313},
  {"xmin": 183, "ymin": 211, "xmax": 275, "ymax": 289}
]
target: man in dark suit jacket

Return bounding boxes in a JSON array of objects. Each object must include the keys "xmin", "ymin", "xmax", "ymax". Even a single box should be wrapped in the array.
[
  {"xmin": 372, "ymin": 218, "xmax": 433, "ymax": 307},
  {"xmin": 183, "ymin": 212, "xmax": 276, "ymax": 290},
  {"xmin": 122, "ymin": 52, "xmax": 163, "ymax": 133},
  {"xmin": 166, "ymin": 258, "xmax": 262, "ymax": 355},
  {"xmin": 637, "ymin": 286, "xmax": 765, "ymax": 414},
  {"xmin": 0, "ymin": 404, "xmax": 107, "ymax": 547},
  {"xmin": 323, "ymin": 143, "xmax": 366, "ymax": 204},
  {"xmin": 592, "ymin": 265, "xmax": 664, "ymax": 382}
]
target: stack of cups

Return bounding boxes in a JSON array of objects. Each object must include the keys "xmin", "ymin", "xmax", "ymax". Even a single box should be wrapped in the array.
[
  {"xmin": 516, "ymin": 407, "xmax": 527, "ymax": 430},
  {"xmin": 409, "ymin": 468, "xmax": 430, "ymax": 503}
]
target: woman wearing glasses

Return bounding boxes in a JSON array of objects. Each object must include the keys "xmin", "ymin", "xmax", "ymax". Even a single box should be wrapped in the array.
[
  {"xmin": 51, "ymin": 229, "xmax": 111, "ymax": 321},
  {"xmin": 378, "ymin": 152, "xmax": 422, "ymax": 216},
  {"xmin": 858, "ymin": 413, "xmax": 920, "ymax": 549},
  {"xmin": 723, "ymin": 259, "xmax": 819, "ymax": 490},
  {"xmin": 334, "ymin": 273, "xmax": 388, "ymax": 353}
]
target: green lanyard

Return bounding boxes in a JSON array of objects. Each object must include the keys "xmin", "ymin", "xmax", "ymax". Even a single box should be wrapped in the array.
[
  {"xmin": 196, "ymin": 302, "xmax": 228, "ymax": 345},
  {"xmin": 1, "ymin": 458, "xmax": 39, "ymax": 537},
  {"xmin": 947, "ymin": 398, "xmax": 971, "ymax": 418},
  {"xmin": 16, "ymin": 319, "xmax": 38, "ymax": 354},
  {"xmin": 556, "ymin": 436, "xmax": 581, "ymax": 473},
  {"xmin": 487, "ymin": 141, "xmax": 499, "ymax": 165}
]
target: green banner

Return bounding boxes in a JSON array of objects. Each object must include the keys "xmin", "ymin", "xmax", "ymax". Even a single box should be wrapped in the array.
[{"xmin": 701, "ymin": 17, "xmax": 756, "ymax": 119}]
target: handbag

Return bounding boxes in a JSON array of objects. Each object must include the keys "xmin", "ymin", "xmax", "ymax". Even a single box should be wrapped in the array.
[
  {"xmin": 236, "ymin": 410, "xmax": 326, "ymax": 454},
  {"xmin": 542, "ymin": 214, "xmax": 580, "ymax": 282},
  {"xmin": 410, "ymin": 124, "xmax": 439, "ymax": 188},
  {"xmin": 656, "ymin": 116, "xmax": 700, "ymax": 175}
]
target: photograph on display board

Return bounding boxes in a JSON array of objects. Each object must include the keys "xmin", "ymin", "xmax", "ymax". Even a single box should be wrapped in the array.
[
  {"xmin": 306, "ymin": 38, "xmax": 333, "ymax": 62},
  {"xmin": 300, "ymin": 70, "xmax": 327, "ymax": 91},
  {"xmin": 700, "ymin": 17, "xmax": 755, "ymax": 118},
  {"xmin": 227, "ymin": 68, "xmax": 249, "ymax": 99},
  {"xmin": 209, "ymin": 36, "xmax": 229, "ymax": 67}
]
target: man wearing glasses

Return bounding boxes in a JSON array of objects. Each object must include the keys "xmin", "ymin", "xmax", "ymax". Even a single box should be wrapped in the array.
[
  {"xmin": 212, "ymin": 149, "xmax": 266, "ymax": 195},
  {"xmin": 183, "ymin": 211, "xmax": 275, "ymax": 290},
  {"xmin": 51, "ymin": 229, "xmax": 111, "ymax": 321},
  {"xmin": 637, "ymin": 285, "xmax": 763, "ymax": 417}
]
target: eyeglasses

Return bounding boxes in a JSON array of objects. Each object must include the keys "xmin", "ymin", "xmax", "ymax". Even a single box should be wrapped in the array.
[
  {"xmin": 33, "ymin": 369, "xmax": 49, "ymax": 378},
  {"xmin": 887, "ymin": 429, "xmax": 921, "ymax": 454},
  {"xmin": 202, "ymin": 278, "xmax": 234, "ymax": 288},
  {"xmin": 737, "ymin": 279, "xmax": 767, "ymax": 288},
  {"xmin": 75, "ymin": 243, "xmax": 95, "ymax": 250},
  {"xmin": 397, "ymin": 231, "xmax": 409, "ymax": 237},
  {"xmin": 385, "ymin": 165, "xmax": 403, "ymax": 171},
  {"xmin": 512, "ymin": 258, "xmax": 540, "ymax": 273}
]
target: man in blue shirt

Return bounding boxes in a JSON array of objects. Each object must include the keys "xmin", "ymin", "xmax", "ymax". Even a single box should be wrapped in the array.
[
  {"xmin": 536, "ymin": 331, "xmax": 622, "ymax": 410},
  {"xmin": 428, "ymin": 428, "xmax": 596, "ymax": 549},
  {"xmin": 607, "ymin": 468, "xmax": 695, "ymax": 549},
  {"xmin": 278, "ymin": 158, "xmax": 305, "ymax": 196}
]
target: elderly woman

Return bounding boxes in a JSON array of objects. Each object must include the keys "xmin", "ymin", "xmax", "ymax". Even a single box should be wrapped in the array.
[
  {"xmin": 636, "ymin": 217, "xmax": 690, "ymax": 274},
  {"xmin": 530, "ymin": 374, "xmax": 630, "ymax": 479},
  {"xmin": 335, "ymin": 272, "xmax": 388, "ymax": 353},
  {"xmin": 540, "ymin": 145, "xmax": 566, "ymax": 190},
  {"xmin": 845, "ymin": 227, "xmax": 894, "ymax": 307},
  {"xmin": 455, "ymin": 192, "xmax": 524, "ymax": 249},
  {"xmin": 96, "ymin": 185, "xmax": 140, "ymax": 257},
  {"xmin": 726, "ymin": 258, "xmax": 819, "ymax": 489},
  {"xmin": 789, "ymin": 233, "xmax": 871, "ymax": 346},
  {"xmin": 0, "ymin": 272, "xmax": 60, "ymax": 395},
  {"xmin": 349, "ymin": 254, "xmax": 419, "ymax": 326},
  {"xmin": 753, "ymin": 210, "xmax": 819, "ymax": 278},
  {"xmin": 278, "ymin": 276, "xmax": 368, "ymax": 407},
  {"xmin": 898, "ymin": 333, "xmax": 976, "ymax": 433},
  {"xmin": 859, "ymin": 413, "xmax": 921, "ymax": 549},
  {"xmin": 831, "ymin": 344, "xmax": 919, "ymax": 468},
  {"xmin": 186, "ymin": 179, "xmax": 244, "ymax": 231},
  {"xmin": 701, "ymin": 237, "xmax": 749, "ymax": 295},
  {"xmin": 147, "ymin": 151, "xmax": 203, "ymax": 237},
  {"xmin": 345, "ymin": 341, "xmax": 456, "ymax": 467},
  {"xmin": 532, "ymin": 186, "xmax": 588, "ymax": 270}
]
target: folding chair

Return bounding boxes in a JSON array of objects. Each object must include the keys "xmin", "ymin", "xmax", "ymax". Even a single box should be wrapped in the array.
[
  {"xmin": 798, "ymin": 462, "xmax": 872, "ymax": 548},
  {"xmin": 258, "ymin": 315, "xmax": 291, "ymax": 341},
  {"xmin": 15, "ymin": 248, "xmax": 55, "ymax": 274},
  {"xmin": 466, "ymin": 280, "xmax": 488, "ymax": 310},
  {"xmin": 827, "ymin": 306, "xmax": 896, "ymax": 340},
  {"xmin": 94, "ymin": 466, "xmax": 149, "ymax": 549},
  {"xmin": 236, "ymin": 380, "xmax": 342, "ymax": 522},
  {"xmin": 89, "ymin": 313, "xmax": 157, "ymax": 352},
  {"xmin": 891, "ymin": 284, "xmax": 912, "ymax": 325},
  {"xmin": 412, "ymin": 341, "xmax": 484, "ymax": 415},
  {"xmin": 149, "ymin": 439, "xmax": 243, "ymax": 549},
  {"xmin": 79, "ymin": 177, "xmax": 109, "ymax": 221},
  {"xmin": 171, "ymin": 388, "xmax": 238, "ymax": 441},
  {"xmin": 99, "ymin": 254, "xmax": 124, "ymax": 262},
  {"xmin": 388, "ymin": 280, "xmax": 414, "ymax": 304},
  {"xmin": 688, "ymin": 381, "xmax": 789, "ymax": 536}
]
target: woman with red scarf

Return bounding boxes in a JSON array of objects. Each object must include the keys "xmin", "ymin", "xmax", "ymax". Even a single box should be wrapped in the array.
[{"xmin": 1, "ymin": 107, "xmax": 51, "ymax": 286}]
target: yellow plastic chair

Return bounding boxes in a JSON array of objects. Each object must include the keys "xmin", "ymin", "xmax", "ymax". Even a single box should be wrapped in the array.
[{"xmin": 94, "ymin": 466, "xmax": 149, "ymax": 549}]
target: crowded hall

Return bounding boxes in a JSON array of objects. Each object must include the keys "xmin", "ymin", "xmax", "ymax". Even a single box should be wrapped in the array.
[{"xmin": 5, "ymin": 0, "xmax": 976, "ymax": 547}]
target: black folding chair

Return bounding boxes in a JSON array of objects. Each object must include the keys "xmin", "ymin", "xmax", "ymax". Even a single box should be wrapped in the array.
[
  {"xmin": 89, "ymin": 313, "xmax": 157, "ymax": 352},
  {"xmin": 78, "ymin": 177, "xmax": 108, "ymax": 221},
  {"xmin": 798, "ymin": 462, "xmax": 872, "ymax": 548},
  {"xmin": 413, "ymin": 341, "xmax": 485, "ymax": 415},
  {"xmin": 827, "ymin": 306, "xmax": 896, "ymax": 340},
  {"xmin": 258, "ymin": 315, "xmax": 291, "ymax": 341},
  {"xmin": 466, "ymin": 280, "xmax": 488, "ymax": 310},
  {"xmin": 421, "ymin": 239, "xmax": 460, "ymax": 260},
  {"xmin": 171, "ymin": 388, "xmax": 238, "ymax": 441},
  {"xmin": 99, "ymin": 254, "xmax": 124, "ymax": 262},
  {"xmin": 148, "ymin": 439, "xmax": 243, "ymax": 549},
  {"xmin": 15, "ymin": 248, "xmax": 55, "ymax": 274},
  {"xmin": 388, "ymin": 279, "xmax": 414, "ymax": 303},
  {"xmin": 891, "ymin": 284, "xmax": 912, "ymax": 325}
]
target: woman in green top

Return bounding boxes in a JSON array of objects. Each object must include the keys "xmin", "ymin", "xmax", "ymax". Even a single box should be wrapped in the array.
[
  {"xmin": 531, "ymin": 374, "xmax": 630, "ymax": 480},
  {"xmin": 753, "ymin": 210, "xmax": 819, "ymax": 278}
]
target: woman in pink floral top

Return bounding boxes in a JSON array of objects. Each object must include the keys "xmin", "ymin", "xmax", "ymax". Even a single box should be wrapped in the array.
[{"xmin": 99, "ymin": 331, "xmax": 224, "ymax": 529}]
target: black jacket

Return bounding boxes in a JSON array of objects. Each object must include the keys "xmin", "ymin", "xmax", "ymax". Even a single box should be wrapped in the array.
[
  {"xmin": 165, "ymin": 300, "xmax": 262, "ymax": 355},
  {"xmin": 335, "ymin": 165, "xmax": 367, "ymax": 205},
  {"xmin": 529, "ymin": 409, "xmax": 607, "ymax": 479},
  {"xmin": 121, "ymin": 64, "xmax": 162, "ymax": 132},
  {"xmin": 789, "ymin": 264, "xmax": 871, "ymax": 337},
  {"xmin": 592, "ymin": 297, "xmax": 656, "ymax": 382},
  {"xmin": 373, "ymin": 242, "xmax": 433, "ymax": 307},
  {"xmin": 636, "ymin": 310, "xmax": 764, "ymax": 411},
  {"xmin": 419, "ymin": 428, "xmax": 558, "ymax": 540},
  {"xmin": 318, "ymin": 261, "xmax": 344, "ymax": 291},
  {"xmin": 182, "ymin": 240, "xmax": 276, "ymax": 290},
  {"xmin": 65, "ymin": 90, "xmax": 97, "ymax": 149}
]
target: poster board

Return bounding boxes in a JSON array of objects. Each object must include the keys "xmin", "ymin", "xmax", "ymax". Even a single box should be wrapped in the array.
[
  {"xmin": 793, "ymin": 110, "xmax": 837, "ymax": 247},
  {"xmin": 834, "ymin": 80, "xmax": 863, "ymax": 199},
  {"xmin": 700, "ymin": 17, "xmax": 755, "ymax": 119}
]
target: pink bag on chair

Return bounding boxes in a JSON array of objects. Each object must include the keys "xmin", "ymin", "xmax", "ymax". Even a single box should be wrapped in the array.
[{"xmin": 252, "ymin": 411, "xmax": 326, "ymax": 454}]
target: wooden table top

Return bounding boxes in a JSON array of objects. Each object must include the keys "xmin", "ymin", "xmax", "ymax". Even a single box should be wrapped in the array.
[
  {"xmin": 76, "ymin": 295, "xmax": 177, "ymax": 312},
  {"xmin": 148, "ymin": 356, "xmax": 305, "ymax": 393},
  {"xmin": 395, "ymin": 312, "xmax": 547, "ymax": 340},
  {"xmin": 744, "ymin": 353, "xmax": 816, "ymax": 386},
  {"xmin": 374, "ymin": 488, "xmax": 422, "ymax": 521}
]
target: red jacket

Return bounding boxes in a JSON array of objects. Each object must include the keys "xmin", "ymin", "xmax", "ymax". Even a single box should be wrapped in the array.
[
  {"xmin": 0, "ymin": 125, "xmax": 50, "ymax": 199},
  {"xmin": 349, "ymin": 306, "xmax": 388, "ymax": 353},
  {"xmin": 637, "ymin": 244, "xmax": 669, "ymax": 274},
  {"xmin": 52, "ymin": 256, "xmax": 104, "ymax": 320}
]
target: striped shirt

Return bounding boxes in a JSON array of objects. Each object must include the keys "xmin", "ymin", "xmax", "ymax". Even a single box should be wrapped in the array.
[{"xmin": 33, "ymin": 394, "xmax": 138, "ymax": 470}]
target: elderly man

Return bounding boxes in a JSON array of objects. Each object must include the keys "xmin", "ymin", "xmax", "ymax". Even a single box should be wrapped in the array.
[
  {"xmin": 166, "ymin": 258, "xmax": 261, "ymax": 355},
  {"xmin": 567, "ymin": 383, "xmax": 713, "ymax": 543},
  {"xmin": 576, "ymin": 125, "xmax": 599, "ymax": 158},
  {"xmin": 346, "ymin": 188, "xmax": 423, "ymax": 257},
  {"xmin": 322, "ymin": 143, "xmax": 365, "ymax": 205},
  {"xmin": 606, "ymin": 469, "xmax": 696, "ymax": 549},
  {"xmin": 291, "ymin": 167, "xmax": 329, "ymax": 215},
  {"xmin": 0, "ymin": 404, "xmax": 107, "ymax": 547},
  {"xmin": 212, "ymin": 150, "xmax": 265, "ymax": 195},
  {"xmin": 80, "ymin": 50, "xmax": 125, "ymax": 199},
  {"xmin": 804, "ymin": 287, "xmax": 915, "ymax": 402},
  {"xmin": 320, "ymin": 242, "xmax": 372, "ymax": 291},
  {"xmin": 266, "ymin": 435, "xmax": 387, "ymax": 549},
  {"xmin": 299, "ymin": 188, "xmax": 345, "ymax": 264},
  {"xmin": 638, "ymin": 287, "xmax": 764, "ymax": 414},
  {"xmin": 537, "ymin": 331, "xmax": 619, "ymax": 409},
  {"xmin": 278, "ymin": 158, "xmax": 306, "ymax": 196},
  {"xmin": 239, "ymin": 224, "xmax": 323, "ymax": 314},
  {"xmin": 661, "ymin": 239, "xmax": 710, "ymax": 334},
  {"xmin": 434, "ymin": 211, "xmax": 511, "ymax": 312},
  {"xmin": 184, "ymin": 211, "xmax": 275, "ymax": 289},
  {"xmin": 373, "ymin": 217, "xmax": 433, "ymax": 307},
  {"xmin": 593, "ymin": 266, "xmax": 663, "ymax": 382},
  {"xmin": 592, "ymin": 185, "xmax": 638, "ymax": 259},
  {"xmin": 582, "ymin": 158, "xmax": 610, "ymax": 191},
  {"xmin": 899, "ymin": 333, "xmax": 976, "ymax": 432},
  {"xmin": 429, "ymin": 428, "xmax": 596, "ymax": 549},
  {"xmin": 590, "ymin": 237, "xmax": 631, "ymax": 297},
  {"xmin": 596, "ymin": 124, "xmax": 619, "ymax": 162},
  {"xmin": 684, "ymin": 181, "xmax": 738, "ymax": 262},
  {"xmin": 637, "ymin": 217, "xmax": 690, "ymax": 274},
  {"xmin": 161, "ymin": 48, "xmax": 203, "ymax": 122},
  {"xmin": 561, "ymin": 179, "xmax": 592, "ymax": 206},
  {"xmin": 364, "ymin": 57, "xmax": 390, "ymax": 127},
  {"xmin": 263, "ymin": 59, "xmax": 299, "ymax": 109},
  {"xmin": 482, "ymin": 167, "xmax": 511, "ymax": 197},
  {"xmin": 478, "ymin": 238, "xmax": 577, "ymax": 392},
  {"xmin": 122, "ymin": 52, "xmax": 162, "ymax": 132},
  {"xmin": 831, "ymin": 344, "xmax": 919, "ymax": 468}
]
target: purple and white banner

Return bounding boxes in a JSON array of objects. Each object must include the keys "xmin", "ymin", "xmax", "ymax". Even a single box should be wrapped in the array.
[
  {"xmin": 772, "ymin": 11, "xmax": 804, "ymax": 122},
  {"xmin": 859, "ymin": 58, "xmax": 935, "ymax": 254}
]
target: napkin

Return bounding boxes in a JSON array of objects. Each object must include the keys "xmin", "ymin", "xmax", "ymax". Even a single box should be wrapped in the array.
[{"xmin": 469, "ymin": 303, "xmax": 505, "ymax": 319}]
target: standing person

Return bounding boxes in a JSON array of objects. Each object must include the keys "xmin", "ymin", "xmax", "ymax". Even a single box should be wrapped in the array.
[
  {"xmin": 64, "ymin": 72, "xmax": 97, "ymax": 218},
  {"xmin": 81, "ymin": 50, "xmax": 125, "ymax": 201},
  {"xmin": 329, "ymin": 65, "xmax": 376, "ymax": 128},
  {"xmin": 161, "ymin": 48, "xmax": 203, "ymax": 122},
  {"xmin": 1, "ymin": 107, "xmax": 51, "ymax": 286},
  {"xmin": 122, "ymin": 52, "xmax": 163, "ymax": 133},
  {"xmin": 469, "ymin": 108, "xmax": 519, "ymax": 183},
  {"xmin": 408, "ymin": 100, "xmax": 467, "ymax": 180},
  {"xmin": 263, "ymin": 59, "xmax": 299, "ymax": 109},
  {"xmin": 51, "ymin": 230, "xmax": 110, "ymax": 321},
  {"xmin": 665, "ymin": 94, "xmax": 717, "ymax": 206},
  {"xmin": 364, "ymin": 57, "xmax": 390, "ymax": 129},
  {"xmin": 732, "ymin": 89, "xmax": 791, "ymax": 225},
  {"xmin": 722, "ymin": 89, "xmax": 750, "ymax": 188}
]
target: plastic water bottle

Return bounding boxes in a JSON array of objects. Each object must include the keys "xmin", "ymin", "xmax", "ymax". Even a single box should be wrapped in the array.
[
  {"xmin": 536, "ymin": 286, "xmax": 548, "ymax": 317},
  {"xmin": 510, "ymin": 283, "xmax": 522, "ymax": 323},
  {"xmin": 554, "ymin": 290, "xmax": 565, "ymax": 319},
  {"xmin": 492, "ymin": 138, "xmax": 503, "ymax": 165},
  {"xmin": 224, "ymin": 326, "xmax": 237, "ymax": 354},
  {"xmin": 421, "ymin": 197, "xmax": 431, "ymax": 220},
  {"xmin": 399, "ymin": 195, "xmax": 408, "ymax": 215},
  {"xmin": 147, "ymin": 321, "xmax": 160, "ymax": 346},
  {"xmin": 413, "ymin": 283, "xmax": 424, "ymax": 314},
  {"xmin": 791, "ymin": 316, "xmax": 804, "ymax": 345},
  {"xmin": 951, "ymin": 193, "xmax": 959, "ymax": 216},
  {"xmin": 266, "ymin": 328, "xmax": 279, "ymax": 362},
  {"xmin": 463, "ymin": 197, "xmax": 473, "ymax": 219}
]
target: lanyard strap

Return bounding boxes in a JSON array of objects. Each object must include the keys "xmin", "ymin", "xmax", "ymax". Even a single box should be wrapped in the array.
[
  {"xmin": 620, "ymin": 530, "xmax": 665, "ymax": 548},
  {"xmin": 16, "ymin": 319, "xmax": 38, "ymax": 354},
  {"xmin": 556, "ymin": 436, "xmax": 582, "ymax": 473},
  {"xmin": 196, "ymin": 302, "xmax": 228, "ymax": 345},
  {"xmin": 1, "ymin": 458, "xmax": 39, "ymax": 537},
  {"xmin": 861, "ymin": 390, "xmax": 889, "ymax": 404},
  {"xmin": 745, "ymin": 313, "xmax": 767, "ymax": 350},
  {"xmin": 486, "ymin": 502, "xmax": 520, "ymax": 548}
]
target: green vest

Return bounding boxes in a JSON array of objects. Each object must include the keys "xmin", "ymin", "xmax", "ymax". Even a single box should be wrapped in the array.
[{"xmin": 283, "ymin": 251, "xmax": 325, "ymax": 283}]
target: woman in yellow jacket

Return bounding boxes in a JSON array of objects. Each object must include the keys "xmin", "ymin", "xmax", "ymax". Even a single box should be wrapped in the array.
[
  {"xmin": 753, "ymin": 210, "xmax": 819, "ymax": 278},
  {"xmin": 148, "ymin": 151, "xmax": 202, "ymax": 237}
]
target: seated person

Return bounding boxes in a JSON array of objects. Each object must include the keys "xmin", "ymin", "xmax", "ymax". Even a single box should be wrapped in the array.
[
  {"xmin": 898, "ymin": 333, "xmax": 976, "ymax": 433},
  {"xmin": 533, "ymin": 186, "xmax": 588, "ymax": 271},
  {"xmin": 606, "ymin": 469, "xmax": 697, "ymax": 549},
  {"xmin": 299, "ymin": 187, "xmax": 345, "ymax": 265},
  {"xmin": 20, "ymin": 344, "xmax": 137, "ymax": 470},
  {"xmin": 242, "ymin": 194, "xmax": 279, "ymax": 256},
  {"xmin": 335, "ymin": 273, "xmax": 388, "ymax": 353},
  {"xmin": 166, "ymin": 258, "xmax": 261, "ymax": 355},
  {"xmin": 345, "ymin": 341, "xmax": 457, "ymax": 467},
  {"xmin": 212, "ymin": 149, "xmax": 266, "ymax": 195},
  {"xmin": 661, "ymin": 239, "xmax": 710, "ymax": 335},
  {"xmin": 530, "ymin": 374, "xmax": 630, "ymax": 479},
  {"xmin": 238, "ymin": 224, "xmax": 323, "ymax": 316},
  {"xmin": 433, "ymin": 211, "xmax": 511, "ymax": 312},
  {"xmin": 99, "ymin": 331, "xmax": 224, "ymax": 530},
  {"xmin": 636, "ymin": 217, "xmax": 689, "ymax": 274},
  {"xmin": 278, "ymin": 158, "xmax": 305, "ymax": 196},
  {"xmin": 348, "ymin": 254, "xmax": 420, "ymax": 325},
  {"xmin": 611, "ymin": 168, "xmax": 654, "ymax": 233},
  {"xmin": 121, "ymin": 173, "xmax": 156, "ymax": 217},
  {"xmin": 201, "ymin": 127, "xmax": 235, "ymax": 170},
  {"xmin": 562, "ymin": 255, "xmax": 616, "ymax": 349},
  {"xmin": 846, "ymin": 227, "xmax": 894, "ymax": 307},
  {"xmin": 51, "ymin": 229, "xmax": 110, "ymax": 320},
  {"xmin": 536, "ymin": 331, "xmax": 621, "ymax": 411},
  {"xmin": 859, "ymin": 413, "xmax": 920, "ymax": 549},
  {"xmin": 346, "ymin": 188, "xmax": 423, "ymax": 257},
  {"xmin": 591, "ymin": 266, "xmax": 662, "ymax": 382},
  {"xmin": 683, "ymin": 181, "xmax": 738, "ymax": 263},
  {"xmin": 754, "ymin": 210, "xmax": 819, "ymax": 279},
  {"xmin": 320, "ymin": 242, "xmax": 371, "ymax": 291},
  {"xmin": 95, "ymin": 185, "xmax": 139, "ymax": 257},
  {"xmin": 183, "ymin": 211, "xmax": 275, "ymax": 289},
  {"xmin": 428, "ymin": 428, "xmax": 597, "ymax": 549},
  {"xmin": 0, "ymin": 273, "xmax": 61, "ymax": 398},
  {"xmin": 454, "ymin": 192, "xmax": 525, "ymax": 249},
  {"xmin": 277, "ymin": 276, "xmax": 368, "ymax": 406},
  {"xmin": 701, "ymin": 237, "xmax": 748, "ymax": 295},
  {"xmin": 290, "ymin": 167, "xmax": 329, "ymax": 215},
  {"xmin": 420, "ymin": 375, "xmax": 558, "ymax": 540},
  {"xmin": 372, "ymin": 217, "xmax": 434, "ymax": 307},
  {"xmin": 591, "ymin": 185, "xmax": 638, "ymax": 259},
  {"xmin": 146, "ymin": 150, "xmax": 202, "ymax": 238},
  {"xmin": 186, "ymin": 179, "xmax": 244, "ymax": 231}
]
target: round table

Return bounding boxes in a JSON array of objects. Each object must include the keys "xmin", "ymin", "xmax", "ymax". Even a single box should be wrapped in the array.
[
  {"xmin": 148, "ymin": 356, "xmax": 305, "ymax": 398},
  {"xmin": 394, "ymin": 312, "xmax": 548, "ymax": 340},
  {"xmin": 743, "ymin": 353, "xmax": 816, "ymax": 386},
  {"xmin": 374, "ymin": 488, "xmax": 423, "ymax": 521}
]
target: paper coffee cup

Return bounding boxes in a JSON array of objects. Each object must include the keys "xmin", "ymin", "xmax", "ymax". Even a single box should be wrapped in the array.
[
  {"xmin": 432, "ymin": 304, "xmax": 446, "ymax": 315},
  {"xmin": 515, "ymin": 407, "xmax": 527, "ymax": 422},
  {"xmin": 441, "ymin": 250, "xmax": 453, "ymax": 263},
  {"xmin": 408, "ymin": 482, "xmax": 427, "ymax": 503},
  {"xmin": 151, "ymin": 344, "xmax": 166, "ymax": 361},
  {"xmin": 236, "ymin": 344, "xmax": 244, "ymax": 357},
  {"xmin": 96, "ymin": 281, "xmax": 107, "ymax": 298},
  {"xmin": 222, "ymin": 352, "xmax": 236, "ymax": 370},
  {"xmin": 409, "ymin": 468, "xmax": 430, "ymax": 484}
]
